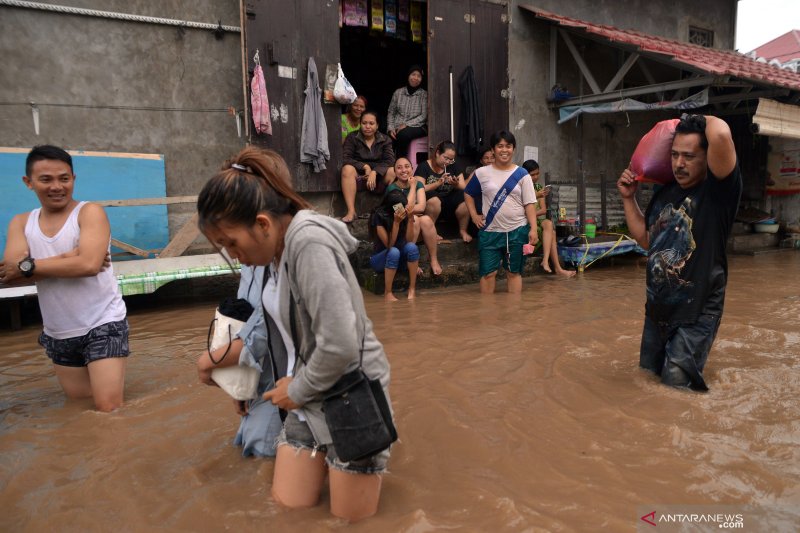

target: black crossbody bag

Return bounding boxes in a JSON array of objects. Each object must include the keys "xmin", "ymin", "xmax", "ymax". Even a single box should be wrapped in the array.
[{"xmin": 287, "ymin": 280, "xmax": 397, "ymax": 462}]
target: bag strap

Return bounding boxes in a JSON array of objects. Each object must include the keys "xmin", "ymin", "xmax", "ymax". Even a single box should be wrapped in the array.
[
  {"xmin": 483, "ymin": 166, "xmax": 528, "ymax": 230},
  {"xmin": 261, "ymin": 265, "xmax": 288, "ymax": 421},
  {"xmin": 286, "ymin": 260, "xmax": 367, "ymax": 370},
  {"xmin": 206, "ymin": 316, "xmax": 234, "ymax": 365}
]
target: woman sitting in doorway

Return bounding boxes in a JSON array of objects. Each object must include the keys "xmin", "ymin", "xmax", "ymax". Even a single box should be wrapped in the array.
[
  {"xmin": 387, "ymin": 157, "xmax": 442, "ymax": 275},
  {"xmin": 415, "ymin": 140, "xmax": 472, "ymax": 243},
  {"xmin": 341, "ymin": 95, "xmax": 367, "ymax": 143},
  {"xmin": 370, "ymin": 188, "xmax": 420, "ymax": 302},
  {"xmin": 521, "ymin": 159, "xmax": 575, "ymax": 278},
  {"xmin": 387, "ymin": 65, "xmax": 428, "ymax": 160},
  {"xmin": 341, "ymin": 111, "xmax": 396, "ymax": 223}
]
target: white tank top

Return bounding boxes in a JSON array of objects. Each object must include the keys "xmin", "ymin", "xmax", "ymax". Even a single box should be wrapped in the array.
[{"xmin": 24, "ymin": 202, "xmax": 127, "ymax": 339}]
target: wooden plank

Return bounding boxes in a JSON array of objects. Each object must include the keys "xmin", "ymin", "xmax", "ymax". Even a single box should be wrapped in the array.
[
  {"xmin": 95, "ymin": 196, "xmax": 197, "ymax": 207},
  {"xmin": 429, "ymin": 0, "xmax": 471, "ymax": 151},
  {"xmin": 158, "ymin": 213, "xmax": 200, "ymax": 258},
  {"xmin": 113, "ymin": 253, "xmax": 233, "ymax": 276},
  {"xmin": 246, "ymin": 0, "xmax": 342, "ymax": 193},
  {"xmin": 111, "ymin": 238, "xmax": 150, "ymax": 258},
  {"xmin": 472, "ymin": 0, "xmax": 508, "ymax": 148}
]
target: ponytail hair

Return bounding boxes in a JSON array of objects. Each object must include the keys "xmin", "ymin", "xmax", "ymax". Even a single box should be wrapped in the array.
[{"xmin": 197, "ymin": 146, "xmax": 311, "ymax": 232}]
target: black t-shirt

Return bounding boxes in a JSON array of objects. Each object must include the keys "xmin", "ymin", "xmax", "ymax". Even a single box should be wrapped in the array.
[
  {"xmin": 643, "ymin": 162, "xmax": 742, "ymax": 324},
  {"xmin": 415, "ymin": 160, "xmax": 463, "ymax": 197}
]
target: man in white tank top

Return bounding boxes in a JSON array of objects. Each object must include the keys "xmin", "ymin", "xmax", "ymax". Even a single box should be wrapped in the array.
[{"xmin": 0, "ymin": 145, "xmax": 128, "ymax": 412}]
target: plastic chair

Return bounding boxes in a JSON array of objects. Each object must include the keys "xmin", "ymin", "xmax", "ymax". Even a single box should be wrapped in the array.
[{"xmin": 407, "ymin": 136, "xmax": 428, "ymax": 173}]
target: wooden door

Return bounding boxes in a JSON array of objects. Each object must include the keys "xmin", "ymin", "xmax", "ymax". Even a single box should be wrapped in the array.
[
  {"xmin": 428, "ymin": 0, "xmax": 509, "ymax": 163},
  {"xmin": 244, "ymin": 0, "xmax": 342, "ymax": 192}
]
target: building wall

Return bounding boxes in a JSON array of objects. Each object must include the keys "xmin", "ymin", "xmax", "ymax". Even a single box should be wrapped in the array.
[
  {"xmin": 507, "ymin": 0, "xmax": 738, "ymax": 192},
  {"xmin": 0, "ymin": 0, "xmax": 244, "ymax": 240}
]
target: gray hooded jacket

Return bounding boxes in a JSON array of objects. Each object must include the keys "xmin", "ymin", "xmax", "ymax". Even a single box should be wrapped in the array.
[{"xmin": 279, "ymin": 210, "xmax": 391, "ymax": 445}]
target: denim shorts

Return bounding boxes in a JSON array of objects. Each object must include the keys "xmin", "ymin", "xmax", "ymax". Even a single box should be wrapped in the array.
[
  {"xmin": 38, "ymin": 319, "xmax": 130, "ymax": 367},
  {"xmin": 276, "ymin": 411, "xmax": 390, "ymax": 474},
  {"xmin": 478, "ymin": 224, "xmax": 530, "ymax": 277}
]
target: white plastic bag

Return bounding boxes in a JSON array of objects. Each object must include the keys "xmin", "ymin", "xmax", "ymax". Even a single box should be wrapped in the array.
[
  {"xmin": 209, "ymin": 309, "xmax": 260, "ymax": 401},
  {"xmin": 333, "ymin": 63, "xmax": 357, "ymax": 105}
]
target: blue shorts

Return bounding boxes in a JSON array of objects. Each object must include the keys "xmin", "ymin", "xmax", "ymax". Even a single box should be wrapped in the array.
[
  {"xmin": 38, "ymin": 319, "xmax": 130, "ymax": 368},
  {"xmin": 478, "ymin": 224, "xmax": 530, "ymax": 277},
  {"xmin": 276, "ymin": 411, "xmax": 389, "ymax": 474}
]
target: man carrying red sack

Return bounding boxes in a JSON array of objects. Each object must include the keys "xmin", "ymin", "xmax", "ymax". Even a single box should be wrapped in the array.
[{"xmin": 617, "ymin": 114, "xmax": 741, "ymax": 391}]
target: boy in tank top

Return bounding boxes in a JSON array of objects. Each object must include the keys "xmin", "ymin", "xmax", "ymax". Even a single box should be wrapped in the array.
[{"xmin": 0, "ymin": 145, "xmax": 128, "ymax": 411}]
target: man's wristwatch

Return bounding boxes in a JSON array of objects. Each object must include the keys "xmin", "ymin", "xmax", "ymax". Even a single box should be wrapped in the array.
[{"xmin": 18, "ymin": 256, "xmax": 35, "ymax": 278}]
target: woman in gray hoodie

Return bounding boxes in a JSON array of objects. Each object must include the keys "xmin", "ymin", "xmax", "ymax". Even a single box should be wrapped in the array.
[{"xmin": 196, "ymin": 147, "xmax": 393, "ymax": 522}]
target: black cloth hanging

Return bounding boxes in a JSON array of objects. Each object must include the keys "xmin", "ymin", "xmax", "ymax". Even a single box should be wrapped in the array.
[{"xmin": 457, "ymin": 66, "xmax": 483, "ymax": 156}]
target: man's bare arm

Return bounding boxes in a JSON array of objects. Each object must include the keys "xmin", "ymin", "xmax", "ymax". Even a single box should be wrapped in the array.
[
  {"xmin": 1, "ymin": 203, "xmax": 110, "ymax": 285},
  {"xmin": 705, "ymin": 116, "xmax": 737, "ymax": 180},
  {"xmin": 33, "ymin": 203, "xmax": 110, "ymax": 278}
]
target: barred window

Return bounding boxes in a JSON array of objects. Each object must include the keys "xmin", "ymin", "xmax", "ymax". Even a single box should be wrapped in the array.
[{"xmin": 689, "ymin": 26, "xmax": 714, "ymax": 47}]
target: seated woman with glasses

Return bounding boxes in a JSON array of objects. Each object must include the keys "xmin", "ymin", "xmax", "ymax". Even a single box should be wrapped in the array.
[{"xmin": 413, "ymin": 140, "xmax": 472, "ymax": 243}]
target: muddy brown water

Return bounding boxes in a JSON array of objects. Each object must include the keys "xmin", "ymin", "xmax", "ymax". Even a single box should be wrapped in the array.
[{"xmin": 1, "ymin": 253, "xmax": 798, "ymax": 532}]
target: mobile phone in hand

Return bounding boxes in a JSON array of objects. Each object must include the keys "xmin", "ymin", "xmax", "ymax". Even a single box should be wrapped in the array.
[{"xmin": 392, "ymin": 203, "xmax": 404, "ymax": 214}]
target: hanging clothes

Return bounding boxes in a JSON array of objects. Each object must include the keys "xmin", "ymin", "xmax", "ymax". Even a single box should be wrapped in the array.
[
  {"xmin": 457, "ymin": 65, "xmax": 483, "ymax": 156},
  {"xmin": 251, "ymin": 50, "xmax": 272, "ymax": 135},
  {"xmin": 300, "ymin": 57, "xmax": 330, "ymax": 173}
]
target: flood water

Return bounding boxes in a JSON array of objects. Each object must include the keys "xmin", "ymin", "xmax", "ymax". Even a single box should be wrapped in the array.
[{"xmin": 1, "ymin": 252, "xmax": 799, "ymax": 532}]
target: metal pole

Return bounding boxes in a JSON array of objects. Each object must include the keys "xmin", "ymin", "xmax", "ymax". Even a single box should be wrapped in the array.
[{"xmin": 449, "ymin": 66, "xmax": 454, "ymax": 142}]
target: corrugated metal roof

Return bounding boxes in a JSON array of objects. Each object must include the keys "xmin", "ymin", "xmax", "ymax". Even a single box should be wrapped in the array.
[{"xmin": 519, "ymin": 5, "xmax": 800, "ymax": 91}]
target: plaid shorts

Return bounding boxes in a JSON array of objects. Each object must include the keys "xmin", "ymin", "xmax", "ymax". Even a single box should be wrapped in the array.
[{"xmin": 39, "ymin": 319, "xmax": 130, "ymax": 367}]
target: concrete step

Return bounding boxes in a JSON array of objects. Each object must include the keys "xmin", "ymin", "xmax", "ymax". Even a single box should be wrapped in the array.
[
  {"xmin": 355, "ymin": 254, "xmax": 540, "ymax": 295},
  {"xmin": 731, "ymin": 246, "xmax": 796, "ymax": 256},
  {"xmin": 728, "ymin": 232, "xmax": 780, "ymax": 253}
]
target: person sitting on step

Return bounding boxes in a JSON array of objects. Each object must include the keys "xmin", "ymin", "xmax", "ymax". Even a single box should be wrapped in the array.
[
  {"xmin": 341, "ymin": 111, "xmax": 395, "ymax": 223},
  {"xmin": 522, "ymin": 159, "xmax": 575, "ymax": 278},
  {"xmin": 387, "ymin": 157, "xmax": 442, "ymax": 276},
  {"xmin": 415, "ymin": 140, "xmax": 472, "ymax": 243},
  {"xmin": 369, "ymin": 188, "xmax": 420, "ymax": 302}
]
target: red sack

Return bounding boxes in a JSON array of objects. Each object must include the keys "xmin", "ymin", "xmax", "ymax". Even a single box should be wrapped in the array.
[{"xmin": 630, "ymin": 119, "xmax": 679, "ymax": 184}]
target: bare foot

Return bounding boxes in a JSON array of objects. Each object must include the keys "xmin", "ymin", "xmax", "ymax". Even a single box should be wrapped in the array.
[
  {"xmin": 431, "ymin": 260, "xmax": 442, "ymax": 276},
  {"xmin": 384, "ymin": 292, "xmax": 398, "ymax": 302},
  {"xmin": 436, "ymin": 234, "xmax": 444, "ymax": 241},
  {"xmin": 407, "ymin": 289, "xmax": 416, "ymax": 300},
  {"xmin": 460, "ymin": 231, "xmax": 473, "ymax": 243},
  {"xmin": 557, "ymin": 268, "xmax": 576, "ymax": 278},
  {"xmin": 342, "ymin": 212, "xmax": 356, "ymax": 224},
  {"xmin": 541, "ymin": 261, "xmax": 553, "ymax": 273}
]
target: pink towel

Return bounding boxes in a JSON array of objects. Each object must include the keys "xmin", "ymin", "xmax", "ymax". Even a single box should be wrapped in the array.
[{"xmin": 251, "ymin": 64, "xmax": 272, "ymax": 135}]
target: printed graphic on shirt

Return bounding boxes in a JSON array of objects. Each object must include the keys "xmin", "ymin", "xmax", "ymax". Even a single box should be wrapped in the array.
[{"xmin": 646, "ymin": 197, "xmax": 696, "ymax": 305}]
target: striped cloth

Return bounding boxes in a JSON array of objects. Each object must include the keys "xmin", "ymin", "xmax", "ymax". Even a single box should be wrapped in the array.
[{"xmin": 116, "ymin": 264, "xmax": 240, "ymax": 296}]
